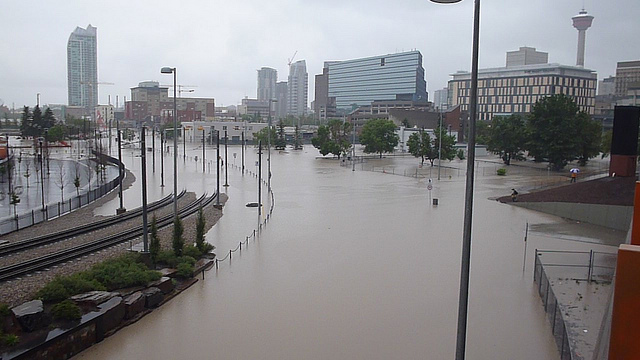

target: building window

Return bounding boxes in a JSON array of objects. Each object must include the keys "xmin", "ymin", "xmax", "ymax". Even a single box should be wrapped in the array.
[{"xmin": 381, "ymin": 58, "xmax": 385, "ymax": 66}]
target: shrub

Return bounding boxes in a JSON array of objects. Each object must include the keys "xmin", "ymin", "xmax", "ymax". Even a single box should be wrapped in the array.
[
  {"xmin": 176, "ymin": 262, "xmax": 194, "ymax": 278},
  {"xmin": 156, "ymin": 250, "xmax": 179, "ymax": 268},
  {"xmin": 496, "ymin": 168, "xmax": 507, "ymax": 176},
  {"xmin": 150, "ymin": 215, "xmax": 160, "ymax": 263},
  {"xmin": 195, "ymin": 207, "xmax": 206, "ymax": 251},
  {"xmin": 36, "ymin": 280, "xmax": 70, "ymax": 303},
  {"xmin": 182, "ymin": 245, "xmax": 202, "ymax": 260},
  {"xmin": 200, "ymin": 242, "xmax": 214, "ymax": 254},
  {"xmin": 178, "ymin": 256, "xmax": 196, "ymax": 266},
  {"xmin": 3, "ymin": 334, "xmax": 19, "ymax": 346},
  {"xmin": 51, "ymin": 300, "xmax": 81, "ymax": 321},
  {"xmin": 457, "ymin": 149, "xmax": 465, "ymax": 160},
  {"xmin": 172, "ymin": 217, "xmax": 184, "ymax": 257},
  {"xmin": 85, "ymin": 255, "xmax": 161, "ymax": 291},
  {"xmin": 0, "ymin": 303, "xmax": 10, "ymax": 318}
]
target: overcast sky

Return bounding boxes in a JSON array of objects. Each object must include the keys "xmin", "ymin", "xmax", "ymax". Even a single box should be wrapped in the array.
[{"xmin": 1, "ymin": 0, "xmax": 638, "ymax": 111}]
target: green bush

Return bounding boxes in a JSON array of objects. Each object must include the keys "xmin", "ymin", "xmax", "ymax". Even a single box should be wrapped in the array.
[
  {"xmin": 176, "ymin": 262, "xmax": 194, "ymax": 278},
  {"xmin": 172, "ymin": 217, "xmax": 184, "ymax": 257},
  {"xmin": 84, "ymin": 255, "xmax": 161, "ymax": 291},
  {"xmin": 51, "ymin": 300, "xmax": 81, "ymax": 321},
  {"xmin": 156, "ymin": 250, "xmax": 179, "ymax": 267},
  {"xmin": 457, "ymin": 149, "xmax": 465, "ymax": 160},
  {"xmin": 0, "ymin": 303, "xmax": 10, "ymax": 317},
  {"xmin": 179, "ymin": 256, "xmax": 196, "ymax": 266},
  {"xmin": 182, "ymin": 245, "xmax": 202, "ymax": 259},
  {"xmin": 496, "ymin": 168, "xmax": 507, "ymax": 176},
  {"xmin": 36, "ymin": 280, "xmax": 70, "ymax": 303},
  {"xmin": 200, "ymin": 243, "xmax": 214, "ymax": 254},
  {"xmin": 3, "ymin": 333, "xmax": 19, "ymax": 346}
]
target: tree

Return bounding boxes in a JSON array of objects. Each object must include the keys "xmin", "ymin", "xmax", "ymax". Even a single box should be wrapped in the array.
[
  {"xmin": 311, "ymin": 119, "xmax": 351, "ymax": 158},
  {"xmin": 32, "ymin": 105, "xmax": 43, "ymax": 135},
  {"xmin": 527, "ymin": 94, "xmax": 587, "ymax": 170},
  {"xmin": 311, "ymin": 125, "xmax": 337, "ymax": 156},
  {"xmin": 195, "ymin": 206, "xmax": 206, "ymax": 252},
  {"xmin": 576, "ymin": 113, "xmax": 602, "ymax": 166},
  {"xmin": 54, "ymin": 162, "xmax": 66, "ymax": 203},
  {"xmin": 433, "ymin": 125, "xmax": 457, "ymax": 163},
  {"xmin": 47, "ymin": 125, "xmax": 67, "ymax": 142},
  {"xmin": 407, "ymin": 130, "xmax": 433, "ymax": 165},
  {"xmin": 359, "ymin": 119, "xmax": 399, "ymax": 158},
  {"xmin": 401, "ymin": 118, "xmax": 410, "ymax": 128},
  {"xmin": 73, "ymin": 161, "xmax": 81, "ymax": 196},
  {"xmin": 23, "ymin": 159, "xmax": 31, "ymax": 188},
  {"xmin": 20, "ymin": 106, "xmax": 34, "ymax": 137},
  {"xmin": 150, "ymin": 215, "xmax": 160, "ymax": 264},
  {"xmin": 275, "ymin": 120, "xmax": 287, "ymax": 150},
  {"xmin": 476, "ymin": 120, "xmax": 491, "ymax": 145},
  {"xmin": 253, "ymin": 126, "xmax": 277, "ymax": 147},
  {"xmin": 42, "ymin": 107, "xmax": 57, "ymax": 129},
  {"xmin": 486, "ymin": 115, "xmax": 527, "ymax": 165},
  {"xmin": 172, "ymin": 217, "xmax": 184, "ymax": 257},
  {"xmin": 601, "ymin": 130, "xmax": 612, "ymax": 158}
]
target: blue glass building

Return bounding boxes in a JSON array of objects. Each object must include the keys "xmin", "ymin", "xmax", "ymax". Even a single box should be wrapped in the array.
[{"xmin": 327, "ymin": 51, "xmax": 427, "ymax": 111}]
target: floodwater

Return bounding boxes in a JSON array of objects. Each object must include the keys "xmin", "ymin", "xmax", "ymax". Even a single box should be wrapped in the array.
[{"xmin": 75, "ymin": 140, "xmax": 622, "ymax": 360}]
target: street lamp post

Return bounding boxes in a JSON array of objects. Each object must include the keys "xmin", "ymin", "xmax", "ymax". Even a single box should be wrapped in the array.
[
  {"xmin": 202, "ymin": 128, "xmax": 206, "ymax": 173},
  {"xmin": 140, "ymin": 126, "xmax": 149, "ymax": 253},
  {"xmin": 116, "ymin": 116, "xmax": 126, "ymax": 214},
  {"xmin": 438, "ymin": 108, "xmax": 443, "ymax": 181},
  {"xmin": 216, "ymin": 130, "xmax": 220, "ymax": 207},
  {"xmin": 430, "ymin": 1, "xmax": 480, "ymax": 359},
  {"xmin": 160, "ymin": 67, "xmax": 178, "ymax": 219},
  {"xmin": 267, "ymin": 99, "xmax": 277, "ymax": 194},
  {"xmin": 39, "ymin": 140, "xmax": 45, "ymax": 212},
  {"xmin": 224, "ymin": 130, "xmax": 229, "ymax": 187},
  {"xmin": 160, "ymin": 130, "xmax": 165, "ymax": 187}
]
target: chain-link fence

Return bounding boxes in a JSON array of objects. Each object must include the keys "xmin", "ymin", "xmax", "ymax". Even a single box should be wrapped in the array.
[
  {"xmin": 533, "ymin": 249, "xmax": 617, "ymax": 360},
  {"xmin": 0, "ymin": 153, "xmax": 124, "ymax": 236}
]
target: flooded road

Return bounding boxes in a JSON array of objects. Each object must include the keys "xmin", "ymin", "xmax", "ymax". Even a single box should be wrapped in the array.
[{"xmin": 75, "ymin": 144, "xmax": 622, "ymax": 360}]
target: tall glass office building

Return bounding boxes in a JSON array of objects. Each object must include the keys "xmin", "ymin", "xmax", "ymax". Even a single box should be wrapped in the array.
[
  {"xmin": 327, "ymin": 51, "xmax": 427, "ymax": 110},
  {"xmin": 67, "ymin": 25, "xmax": 98, "ymax": 109}
]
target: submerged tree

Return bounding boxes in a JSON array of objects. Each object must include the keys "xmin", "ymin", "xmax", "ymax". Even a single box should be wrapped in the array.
[{"xmin": 359, "ymin": 119, "xmax": 399, "ymax": 158}]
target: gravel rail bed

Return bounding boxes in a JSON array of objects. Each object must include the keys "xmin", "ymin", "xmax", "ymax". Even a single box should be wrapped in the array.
[
  {"xmin": 0, "ymin": 193, "xmax": 196, "ymax": 269},
  {"xmin": 0, "ymin": 191, "xmax": 226, "ymax": 307}
]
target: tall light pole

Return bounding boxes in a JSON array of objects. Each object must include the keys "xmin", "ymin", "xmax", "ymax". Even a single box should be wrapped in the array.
[
  {"xmin": 116, "ymin": 115, "xmax": 126, "ymax": 214},
  {"xmin": 140, "ymin": 126, "xmax": 149, "ymax": 252},
  {"xmin": 430, "ymin": 1, "xmax": 480, "ymax": 359},
  {"xmin": 224, "ymin": 130, "xmax": 229, "ymax": 187},
  {"xmin": 438, "ymin": 108, "xmax": 443, "ymax": 181},
  {"xmin": 160, "ymin": 67, "xmax": 178, "ymax": 219},
  {"xmin": 267, "ymin": 99, "xmax": 277, "ymax": 194}
]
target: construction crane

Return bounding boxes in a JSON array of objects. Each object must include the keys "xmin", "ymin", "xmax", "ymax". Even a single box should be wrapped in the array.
[
  {"xmin": 287, "ymin": 51, "xmax": 298, "ymax": 67},
  {"xmin": 161, "ymin": 84, "xmax": 198, "ymax": 97}
]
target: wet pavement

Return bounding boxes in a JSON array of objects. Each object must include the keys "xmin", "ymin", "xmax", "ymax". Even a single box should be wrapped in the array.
[{"xmin": 58, "ymin": 139, "xmax": 624, "ymax": 360}]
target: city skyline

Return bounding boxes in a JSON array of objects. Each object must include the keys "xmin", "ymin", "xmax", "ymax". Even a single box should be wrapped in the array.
[{"xmin": 0, "ymin": 0, "xmax": 637, "ymax": 111}]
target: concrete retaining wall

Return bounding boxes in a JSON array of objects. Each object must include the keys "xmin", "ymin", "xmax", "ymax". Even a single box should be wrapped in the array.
[{"xmin": 514, "ymin": 202, "xmax": 632, "ymax": 231}]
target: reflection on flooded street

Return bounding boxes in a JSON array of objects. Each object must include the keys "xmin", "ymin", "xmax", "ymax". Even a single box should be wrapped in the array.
[{"xmin": 76, "ymin": 148, "xmax": 622, "ymax": 360}]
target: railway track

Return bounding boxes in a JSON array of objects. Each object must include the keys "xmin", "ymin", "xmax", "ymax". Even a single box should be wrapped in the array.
[
  {"xmin": 0, "ymin": 191, "xmax": 216, "ymax": 282},
  {"xmin": 0, "ymin": 190, "xmax": 187, "ymax": 257}
]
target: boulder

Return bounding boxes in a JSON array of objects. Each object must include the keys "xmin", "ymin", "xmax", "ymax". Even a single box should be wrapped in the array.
[
  {"xmin": 149, "ymin": 277, "xmax": 174, "ymax": 295},
  {"xmin": 123, "ymin": 291, "xmax": 145, "ymax": 319},
  {"xmin": 143, "ymin": 287, "xmax": 163, "ymax": 308},
  {"xmin": 97, "ymin": 296, "xmax": 124, "ymax": 335},
  {"xmin": 70, "ymin": 291, "xmax": 119, "ymax": 307},
  {"xmin": 12, "ymin": 299, "xmax": 50, "ymax": 332}
]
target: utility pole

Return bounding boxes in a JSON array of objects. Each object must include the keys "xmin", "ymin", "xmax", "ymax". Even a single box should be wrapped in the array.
[
  {"xmin": 258, "ymin": 141, "xmax": 262, "ymax": 221},
  {"xmin": 216, "ymin": 130, "xmax": 220, "ymax": 207},
  {"xmin": 202, "ymin": 128, "xmax": 205, "ymax": 173},
  {"xmin": 152, "ymin": 127, "xmax": 155, "ymax": 173},
  {"xmin": 140, "ymin": 127, "xmax": 149, "ymax": 253},
  {"xmin": 241, "ymin": 129, "xmax": 245, "ymax": 174},
  {"xmin": 116, "ymin": 114, "xmax": 126, "ymax": 214},
  {"xmin": 160, "ymin": 130, "xmax": 165, "ymax": 187},
  {"xmin": 224, "ymin": 130, "xmax": 229, "ymax": 187}
]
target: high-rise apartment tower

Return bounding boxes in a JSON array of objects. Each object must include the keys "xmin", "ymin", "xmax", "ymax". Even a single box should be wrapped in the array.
[
  {"xmin": 67, "ymin": 25, "xmax": 98, "ymax": 110},
  {"xmin": 287, "ymin": 60, "xmax": 308, "ymax": 116},
  {"xmin": 257, "ymin": 67, "xmax": 277, "ymax": 101}
]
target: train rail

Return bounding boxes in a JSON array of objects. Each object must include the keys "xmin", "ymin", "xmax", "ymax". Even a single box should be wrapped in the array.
[
  {"xmin": 0, "ymin": 191, "xmax": 216, "ymax": 282},
  {"xmin": 0, "ymin": 190, "xmax": 187, "ymax": 257}
]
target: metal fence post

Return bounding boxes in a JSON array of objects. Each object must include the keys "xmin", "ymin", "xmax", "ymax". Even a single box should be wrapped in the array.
[{"xmin": 588, "ymin": 250, "xmax": 594, "ymax": 283}]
